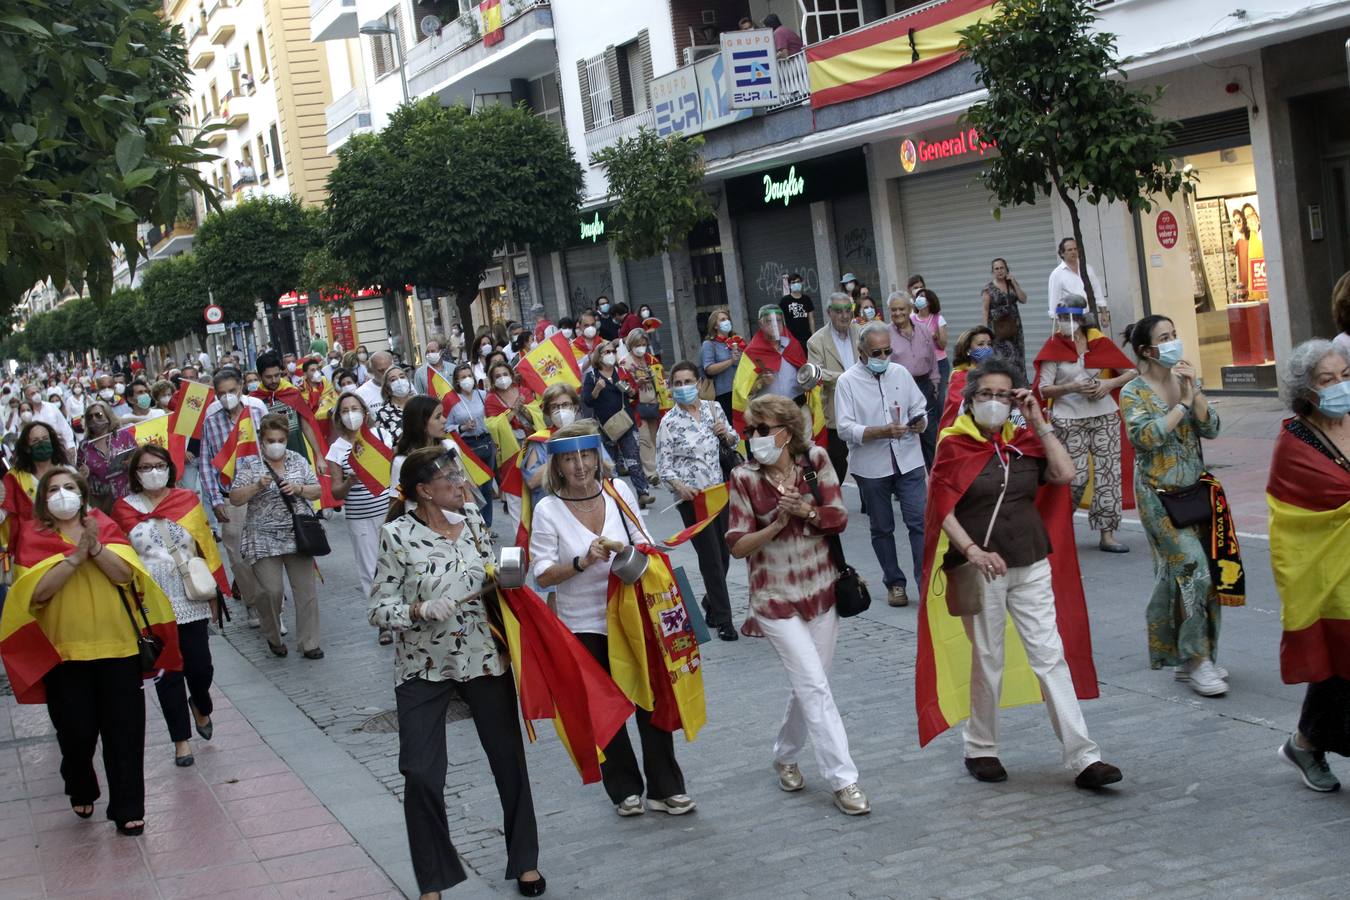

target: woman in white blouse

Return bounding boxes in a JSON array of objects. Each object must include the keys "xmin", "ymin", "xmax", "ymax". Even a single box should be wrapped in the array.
[
  {"xmin": 529, "ymin": 422, "xmax": 694, "ymax": 818},
  {"xmin": 369, "ymin": 446, "xmax": 544, "ymax": 899}
]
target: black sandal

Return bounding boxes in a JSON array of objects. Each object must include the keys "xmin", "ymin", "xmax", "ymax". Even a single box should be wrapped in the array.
[
  {"xmin": 71, "ymin": 802, "xmax": 94, "ymax": 819},
  {"xmin": 116, "ymin": 820, "xmax": 145, "ymax": 836}
]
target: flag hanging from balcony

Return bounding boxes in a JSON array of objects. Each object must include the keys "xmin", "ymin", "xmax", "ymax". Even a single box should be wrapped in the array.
[
  {"xmin": 480, "ymin": 0, "xmax": 504, "ymax": 46},
  {"xmin": 805, "ymin": 0, "xmax": 994, "ymax": 109}
]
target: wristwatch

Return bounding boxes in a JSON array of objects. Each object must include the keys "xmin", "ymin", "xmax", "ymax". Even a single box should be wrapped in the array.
[{"xmin": 807, "ymin": 509, "xmax": 817, "ymax": 522}]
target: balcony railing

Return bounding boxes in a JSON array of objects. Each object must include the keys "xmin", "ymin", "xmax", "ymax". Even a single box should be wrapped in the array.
[
  {"xmin": 405, "ymin": 0, "xmax": 551, "ymax": 97},
  {"xmin": 325, "ymin": 87, "xmax": 372, "ymax": 151},
  {"xmin": 582, "ymin": 107, "xmax": 655, "ymax": 159},
  {"xmin": 768, "ymin": 50, "xmax": 810, "ymax": 110}
]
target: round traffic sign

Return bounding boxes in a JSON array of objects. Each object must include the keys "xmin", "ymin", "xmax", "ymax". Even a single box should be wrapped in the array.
[{"xmin": 204, "ymin": 304, "xmax": 224, "ymax": 324}]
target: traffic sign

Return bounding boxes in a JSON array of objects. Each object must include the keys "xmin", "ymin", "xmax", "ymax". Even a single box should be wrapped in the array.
[{"xmin": 204, "ymin": 304, "xmax": 224, "ymax": 324}]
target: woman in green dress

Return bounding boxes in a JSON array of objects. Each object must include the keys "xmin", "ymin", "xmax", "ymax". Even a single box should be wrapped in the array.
[{"xmin": 1119, "ymin": 315, "xmax": 1228, "ymax": 698}]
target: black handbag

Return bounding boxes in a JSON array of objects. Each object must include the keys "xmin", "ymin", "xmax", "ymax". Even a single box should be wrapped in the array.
[
  {"xmin": 118, "ymin": 585, "xmax": 165, "ymax": 673},
  {"xmin": 1155, "ymin": 439, "xmax": 1214, "ymax": 528},
  {"xmin": 269, "ymin": 465, "xmax": 331, "ymax": 557},
  {"xmin": 799, "ymin": 457, "xmax": 871, "ymax": 618}
]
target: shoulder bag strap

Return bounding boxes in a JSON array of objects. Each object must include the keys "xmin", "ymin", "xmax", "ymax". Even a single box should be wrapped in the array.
[
  {"xmin": 798, "ymin": 455, "xmax": 848, "ymax": 572},
  {"xmin": 152, "ymin": 517, "xmax": 190, "ymax": 568},
  {"xmin": 117, "ymin": 584, "xmax": 152, "ymax": 636},
  {"xmin": 267, "ymin": 461, "xmax": 312, "ymax": 518},
  {"xmin": 976, "ymin": 450, "xmax": 1012, "ymax": 550}
]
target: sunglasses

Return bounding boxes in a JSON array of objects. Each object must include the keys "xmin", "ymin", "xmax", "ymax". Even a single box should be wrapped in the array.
[
  {"xmin": 749, "ymin": 423, "xmax": 782, "ymax": 437},
  {"xmin": 866, "ymin": 347, "xmax": 892, "ymax": 359}
]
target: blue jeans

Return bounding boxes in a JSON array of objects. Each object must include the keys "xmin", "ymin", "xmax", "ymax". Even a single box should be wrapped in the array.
[
  {"xmin": 610, "ymin": 428, "xmax": 650, "ymax": 496},
  {"xmin": 853, "ymin": 465, "xmax": 927, "ymax": 591}
]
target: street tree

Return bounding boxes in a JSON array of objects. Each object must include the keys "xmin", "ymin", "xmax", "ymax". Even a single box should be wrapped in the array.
[
  {"xmin": 0, "ymin": 0, "xmax": 218, "ymax": 311},
  {"xmin": 325, "ymin": 99, "xmax": 584, "ymax": 330},
  {"xmin": 62, "ymin": 296, "xmax": 99, "ymax": 357},
  {"xmin": 95, "ymin": 287, "xmax": 145, "ymax": 358},
  {"xmin": 593, "ymin": 128, "xmax": 714, "ymax": 260},
  {"xmin": 958, "ymin": 0, "xmax": 1185, "ymax": 312},
  {"xmin": 194, "ymin": 196, "xmax": 321, "ymax": 325},
  {"xmin": 139, "ymin": 253, "xmax": 225, "ymax": 350}
]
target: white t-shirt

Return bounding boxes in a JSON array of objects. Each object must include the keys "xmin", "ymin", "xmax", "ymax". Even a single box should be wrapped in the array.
[{"xmin": 529, "ymin": 478, "xmax": 650, "ymax": 634}]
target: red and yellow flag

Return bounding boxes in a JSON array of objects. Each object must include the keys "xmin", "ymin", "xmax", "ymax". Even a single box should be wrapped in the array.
[
  {"xmin": 212, "ymin": 414, "xmax": 259, "ymax": 485},
  {"xmin": 661, "ymin": 483, "xmax": 728, "ymax": 546},
  {"xmin": 348, "ymin": 425, "xmax": 394, "ymax": 496},
  {"xmin": 446, "ymin": 431, "xmax": 494, "ymax": 486},
  {"xmin": 516, "ymin": 333, "xmax": 584, "ymax": 395},
  {"xmin": 480, "ymin": 0, "xmax": 504, "ymax": 46},
  {"xmin": 428, "ymin": 368, "xmax": 454, "ymax": 403},
  {"xmin": 170, "ymin": 380, "xmax": 213, "ymax": 440},
  {"xmin": 122, "ymin": 416, "xmax": 187, "ymax": 473},
  {"xmin": 111, "ymin": 488, "xmax": 230, "ymax": 596}
]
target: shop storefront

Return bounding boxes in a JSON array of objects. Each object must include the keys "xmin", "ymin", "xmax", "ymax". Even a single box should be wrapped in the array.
[{"xmin": 563, "ymin": 208, "xmax": 615, "ymax": 312}]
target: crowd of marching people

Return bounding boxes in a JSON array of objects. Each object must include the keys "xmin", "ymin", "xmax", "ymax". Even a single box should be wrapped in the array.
[{"xmin": 1, "ymin": 260, "xmax": 1348, "ymax": 900}]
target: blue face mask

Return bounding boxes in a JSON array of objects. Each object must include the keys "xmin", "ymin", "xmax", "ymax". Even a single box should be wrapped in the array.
[
  {"xmin": 1153, "ymin": 339, "xmax": 1184, "ymax": 368},
  {"xmin": 969, "ymin": 345, "xmax": 994, "ymax": 363},
  {"xmin": 866, "ymin": 356, "xmax": 890, "ymax": 375},
  {"xmin": 1318, "ymin": 380, "xmax": 1350, "ymax": 418},
  {"xmin": 671, "ymin": 385, "xmax": 699, "ymax": 406},
  {"xmin": 599, "ymin": 304, "xmax": 610, "ymax": 314},
  {"xmin": 718, "ymin": 319, "xmax": 732, "ymax": 334}
]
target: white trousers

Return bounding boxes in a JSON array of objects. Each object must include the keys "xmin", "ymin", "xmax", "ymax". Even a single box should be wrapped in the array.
[
  {"xmin": 756, "ymin": 609, "xmax": 859, "ymax": 790},
  {"xmin": 346, "ymin": 515, "xmax": 382, "ymax": 599},
  {"xmin": 961, "ymin": 559, "xmax": 1101, "ymax": 772}
]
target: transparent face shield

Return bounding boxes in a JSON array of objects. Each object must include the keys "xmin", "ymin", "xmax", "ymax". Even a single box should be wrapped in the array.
[{"xmin": 760, "ymin": 313, "xmax": 784, "ymax": 341}]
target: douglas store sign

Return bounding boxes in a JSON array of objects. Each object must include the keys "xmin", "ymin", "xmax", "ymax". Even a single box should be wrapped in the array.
[
  {"xmin": 897, "ymin": 126, "xmax": 998, "ymax": 176},
  {"xmin": 725, "ymin": 150, "xmax": 868, "ymax": 215}
]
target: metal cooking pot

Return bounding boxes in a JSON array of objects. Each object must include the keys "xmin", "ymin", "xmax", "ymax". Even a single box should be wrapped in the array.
[
  {"xmin": 609, "ymin": 545, "xmax": 649, "ymax": 585},
  {"xmin": 495, "ymin": 547, "xmax": 526, "ymax": 589},
  {"xmin": 796, "ymin": 362, "xmax": 823, "ymax": 391}
]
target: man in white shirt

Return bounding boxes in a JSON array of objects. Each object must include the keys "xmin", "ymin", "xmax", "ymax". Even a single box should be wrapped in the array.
[
  {"xmin": 834, "ymin": 321, "xmax": 929, "ymax": 608},
  {"xmin": 806, "ymin": 291, "xmax": 861, "ymax": 482},
  {"xmin": 1047, "ymin": 237, "xmax": 1107, "ymax": 319},
  {"xmin": 356, "ymin": 350, "xmax": 395, "ymax": 409},
  {"xmin": 23, "ymin": 382, "xmax": 75, "ymax": 451}
]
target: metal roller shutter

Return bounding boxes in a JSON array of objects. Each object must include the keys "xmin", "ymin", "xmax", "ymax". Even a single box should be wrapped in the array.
[
  {"xmin": 563, "ymin": 243, "xmax": 613, "ymax": 315},
  {"xmin": 832, "ymin": 192, "xmax": 880, "ymax": 297},
  {"xmin": 623, "ymin": 254, "xmax": 673, "ymax": 355},
  {"xmin": 736, "ymin": 205, "xmax": 816, "ymax": 327},
  {"xmin": 535, "ymin": 253, "xmax": 559, "ymax": 321},
  {"xmin": 898, "ymin": 165, "xmax": 1058, "ymax": 370}
]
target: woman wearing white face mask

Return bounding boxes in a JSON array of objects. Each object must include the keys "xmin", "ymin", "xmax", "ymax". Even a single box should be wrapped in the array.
[
  {"xmin": 373, "ymin": 365, "xmax": 413, "ymax": 445},
  {"xmin": 444, "ymin": 364, "xmax": 498, "ymax": 528},
  {"xmin": 484, "ymin": 362, "xmax": 537, "ymax": 445},
  {"xmin": 726, "ymin": 394, "xmax": 869, "ymax": 814},
  {"xmin": 619, "ymin": 329, "xmax": 667, "ymax": 485},
  {"xmin": 326, "ymin": 393, "xmax": 393, "ymax": 645},
  {"xmin": 521, "ymin": 384, "xmax": 581, "ymax": 506},
  {"xmin": 1120, "ymin": 316, "xmax": 1235, "ymax": 697},
  {"xmin": 922, "ymin": 357, "xmax": 1122, "ymax": 791},
  {"xmin": 229, "ymin": 414, "xmax": 324, "ymax": 659},
  {"xmin": 583, "ymin": 342, "xmax": 653, "ymax": 508},
  {"xmin": 114, "ymin": 445, "xmax": 228, "ymax": 768}
]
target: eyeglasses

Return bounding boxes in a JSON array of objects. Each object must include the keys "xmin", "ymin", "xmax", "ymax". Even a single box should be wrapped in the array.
[
  {"xmin": 972, "ymin": 390, "xmax": 1015, "ymax": 403},
  {"xmin": 749, "ymin": 423, "xmax": 782, "ymax": 437},
  {"xmin": 866, "ymin": 347, "xmax": 892, "ymax": 359},
  {"xmin": 136, "ymin": 464, "xmax": 169, "ymax": 474},
  {"xmin": 827, "ymin": 305, "xmax": 853, "ymax": 313}
]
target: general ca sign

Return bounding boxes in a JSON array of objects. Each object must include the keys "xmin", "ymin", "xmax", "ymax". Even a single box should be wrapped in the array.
[{"xmin": 897, "ymin": 127, "xmax": 998, "ymax": 176}]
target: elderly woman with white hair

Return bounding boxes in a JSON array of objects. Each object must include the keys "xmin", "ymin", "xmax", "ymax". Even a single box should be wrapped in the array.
[
  {"xmin": 1267, "ymin": 339, "xmax": 1350, "ymax": 793},
  {"xmin": 619, "ymin": 328, "xmax": 666, "ymax": 486}
]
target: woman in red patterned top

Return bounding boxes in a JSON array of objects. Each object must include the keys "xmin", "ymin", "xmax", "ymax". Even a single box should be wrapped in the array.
[{"xmin": 726, "ymin": 394, "xmax": 870, "ymax": 817}]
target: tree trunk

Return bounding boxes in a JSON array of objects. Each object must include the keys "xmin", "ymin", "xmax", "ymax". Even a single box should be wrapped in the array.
[
  {"xmin": 453, "ymin": 279, "xmax": 480, "ymax": 343},
  {"xmin": 1052, "ymin": 173, "xmax": 1096, "ymax": 313}
]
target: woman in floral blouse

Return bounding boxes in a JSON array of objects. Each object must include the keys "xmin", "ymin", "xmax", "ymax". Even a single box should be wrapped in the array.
[
  {"xmin": 369, "ymin": 445, "xmax": 544, "ymax": 899},
  {"xmin": 655, "ymin": 360, "xmax": 740, "ymax": 640},
  {"xmin": 727, "ymin": 394, "xmax": 869, "ymax": 817}
]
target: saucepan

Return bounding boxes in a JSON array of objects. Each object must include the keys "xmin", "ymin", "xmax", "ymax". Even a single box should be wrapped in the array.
[
  {"xmin": 495, "ymin": 547, "xmax": 527, "ymax": 589},
  {"xmin": 602, "ymin": 538, "xmax": 649, "ymax": 585},
  {"xmin": 796, "ymin": 362, "xmax": 823, "ymax": 391}
]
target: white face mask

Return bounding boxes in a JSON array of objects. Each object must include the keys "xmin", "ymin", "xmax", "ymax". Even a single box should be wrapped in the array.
[
  {"xmin": 480, "ymin": 342, "xmax": 493, "ymax": 354},
  {"xmin": 47, "ymin": 488, "xmax": 82, "ymax": 521},
  {"xmin": 458, "ymin": 376, "xmax": 476, "ymax": 392},
  {"xmin": 561, "ymin": 328, "xmax": 574, "ymax": 339},
  {"xmin": 246, "ymin": 380, "xmax": 260, "ymax": 392},
  {"xmin": 219, "ymin": 392, "xmax": 240, "ymax": 411},
  {"xmin": 551, "ymin": 408, "xmax": 575, "ymax": 429},
  {"xmin": 286, "ymin": 362, "xmax": 297, "ymax": 374},
  {"xmin": 583, "ymin": 325, "xmax": 597, "ymax": 339},
  {"xmin": 113, "ymin": 383, "xmax": 125, "ymax": 395},
  {"xmin": 156, "ymin": 394, "xmax": 172, "ymax": 408},
  {"xmin": 749, "ymin": 433, "xmax": 783, "ymax": 466},
  {"xmin": 425, "ymin": 352, "xmax": 442, "ymax": 366},
  {"xmin": 389, "ymin": 378, "xmax": 411, "ymax": 397},
  {"xmin": 601, "ymin": 353, "xmax": 617, "ymax": 367},
  {"xmin": 632, "ymin": 345, "xmax": 647, "ymax": 358},
  {"xmin": 493, "ymin": 375, "xmax": 513, "ymax": 391},
  {"xmin": 140, "ymin": 468, "xmax": 170, "ymax": 491},
  {"xmin": 19, "ymin": 411, "xmax": 33, "ymax": 423},
  {"xmin": 972, "ymin": 400, "xmax": 1011, "ymax": 430},
  {"xmin": 639, "ymin": 309, "xmax": 651, "ymax": 318},
  {"xmin": 308, "ymin": 370, "xmax": 323, "ymax": 383},
  {"xmin": 263, "ymin": 441, "xmax": 287, "ymax": 461},
  {"xmin": 341, "ymin": 410, "xmax": 365, "ymax": 432},
  {"xmin": 99, "ymin": 388, "xmax": 114, "ymax": 401},
  {"xmin": 357, "ymin": 353, "xmax": 368, "ymax": 362}
]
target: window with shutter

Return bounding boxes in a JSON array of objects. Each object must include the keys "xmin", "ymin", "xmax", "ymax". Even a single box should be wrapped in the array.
[
  {"xmin": 604, "ymin": 47, "xmax": 626, "ymax": 118},
  {"xmin": 575, "ymin": 58, "xmax": 594, "ymax": 131},
  {"xmin": 583, "ymin": 53, "xmax": 614, "ymax": 128},
  {"xmin": 637, "ymin": 30, "xmax": 653, "ymax": 109}
]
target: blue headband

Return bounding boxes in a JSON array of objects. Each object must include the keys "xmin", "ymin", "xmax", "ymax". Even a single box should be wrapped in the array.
[
  {"xmin": 1054, "ymin": 306, "xmax": 1087, "ymax": 317},
  {"xmin": 547, "ymin": 433, "xmax": 602, "ymax": 455}
]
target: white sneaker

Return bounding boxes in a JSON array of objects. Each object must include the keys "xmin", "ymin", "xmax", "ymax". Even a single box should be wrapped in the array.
[
  {"xmin": 280, "ymin": 619, "xmax": 289, "ymax": 636},
  {"xmin": 646, "ymin": 794, "xmax": 696, "ymax": 815},
  {"xmin": 1186, "ymin": 659, "xmax": 1228, "ymax": 696},
  {"xmin": 615, "ymin": 795, "xmax": 645, "ymax": 817},
  {"xmin": 1174, "ymin": 663, "xmax": 1229, "ymax": 682},
  {"xmin": 774, "ymin": 761, "xmax": 804, "ymax": 792},
  {"xmin": 833, "ymin": 783, "xmax": 871, "ymax": 816}
]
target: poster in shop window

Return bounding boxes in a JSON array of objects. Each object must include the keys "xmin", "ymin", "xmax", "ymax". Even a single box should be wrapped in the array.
[
  {"xmin": 1224, "ymin": 195, "xmax": 1266, "ymax": 301},
  {"xmin": 722, "ymin": 29, "xmax": 779, "ymax": 109}
]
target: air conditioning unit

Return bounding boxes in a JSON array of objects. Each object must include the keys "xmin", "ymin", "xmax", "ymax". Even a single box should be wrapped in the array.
[
  {"xmin": 682, "ymin": 45, "xmax": 720, "ymax": 66},
  {"xmin": 227, "ymin": 53, "xmax": 241, "ymax": 69}
]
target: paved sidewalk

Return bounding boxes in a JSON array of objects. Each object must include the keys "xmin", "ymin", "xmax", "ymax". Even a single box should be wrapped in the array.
[{"xmin": 0, "ymin": 649, "xmax": 403, "ymax": 900}]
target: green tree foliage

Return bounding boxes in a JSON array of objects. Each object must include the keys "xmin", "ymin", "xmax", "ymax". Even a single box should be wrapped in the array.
[
  {"xmin": 959, "ymin": 0, "xmax": 1185, "ymax": 311},
  {"xmin": 94, "ymin": 287, "xmax": 144, "ymax": 358},
  {"xmin": 593, "ymin": 128, "xmax": 714, "ymax": 261},
  {"xmin": 325, "ymin": 99, "xmax": 584, "ymax": 329},
  {"xmin": 0, "ymin": 0, "xmax": 219, "ymax": 310},
  {"xmin": 194, "ymin": 196, "xmax": 321, "ymax": 314},
  {"xmin": 62, "ymin": 295, "xmax": 98, "ymax": 356},
  {"xmin": 140, "ymin": 253, "xmax": 215, "ymax": 348}
]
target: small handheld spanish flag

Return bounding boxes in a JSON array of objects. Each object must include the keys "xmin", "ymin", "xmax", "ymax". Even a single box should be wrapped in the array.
[
  {"xmin": 662, "ymin": 483, "xmax": 729, "ymax": 546},
  {"xmin": 212, "ymin": 414, "xmax": 259, "ymax": 484},
  {"xmin": 446, "ymin": 431, "xmax": 494, "ymax": 486}
]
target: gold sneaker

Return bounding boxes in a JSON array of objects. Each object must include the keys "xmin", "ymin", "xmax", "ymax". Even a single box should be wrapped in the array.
[
  {"xmin": 833, "ymin": 783, "xmax": 871, "ymax": 816},
  {"xmin": 774, "ymin": 761, "xmax": 804, "ymax": 792}
]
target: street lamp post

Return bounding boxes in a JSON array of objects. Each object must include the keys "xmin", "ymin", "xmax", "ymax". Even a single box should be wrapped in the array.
[{"xmin": 359, "ymin": 21, "xmax": 409, "ymax": 106}]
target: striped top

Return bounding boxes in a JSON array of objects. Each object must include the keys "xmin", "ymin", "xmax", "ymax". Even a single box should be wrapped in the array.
[{"xmin": 327, "ymin": 437, "xmax": 390, "ymax": 520}]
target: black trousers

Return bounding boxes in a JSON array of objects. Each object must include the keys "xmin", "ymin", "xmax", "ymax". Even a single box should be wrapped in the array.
[
  {"xmin": 680, "ymin": 502, "xmax": 732, "ymax": 628},
  {"xmin": 575, "ymin": 632, "xmax": 685, "ymax": 804},
  {"xmin": 716, "ymin": 392, "xmax": 734, "ymax": 429},
  {"xmin": 1300, "ymin": 676, "xmax": 1350, "ymax": 757},
  {"xmin": 154, "ymin": 618, "xmax": 214, "ymax": 743},
  {"xmin": 825, "ymin": 427, "xmax": 849, "ymax": 485},
  {"xmin": 44, "ymin": 656, "xmax": 145, "ymax": 824},
  {"xmin": 917, "ymin": 378, "xmax": 939, "ymax": 470},
  {"xmin": 395, "ymin": 673, "xmax": 538, "ymax": 893}
]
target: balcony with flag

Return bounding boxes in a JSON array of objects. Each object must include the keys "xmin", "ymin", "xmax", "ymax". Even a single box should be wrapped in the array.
[{"xmin": 404, "ymin": 0, "xmax": 556, "ymax": 108}]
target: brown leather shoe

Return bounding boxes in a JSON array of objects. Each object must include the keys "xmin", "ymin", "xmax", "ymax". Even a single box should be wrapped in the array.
[
  {"xmin": 1074, "ymin": 761, "xmax": 1123, "ymax": 789},
  {"xmin": 964, "ymin": 756, "xmax": 1007, "ymax": 782}
]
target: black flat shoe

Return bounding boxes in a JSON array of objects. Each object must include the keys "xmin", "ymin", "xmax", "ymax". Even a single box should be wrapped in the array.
[
  {"xmin": 517, "ymin": 874, "xmax": 546, "ymax": 897},
  {"xmin": 964, "ymin": 756, "xmax": 1008, "ymax": 783},
  {"xmin": 1098, "ymin": 543, "xmax": 1130, "ymax": 554},
  {"xmin": 302, "ymin": 648, "xmax": 325, "ymax": 660},
  {"xmin": 189, "ymin": 700, "xmax": 213, "ymax": 741},
  {"xmin": 717, "ymin": 623, "xmax": 739, "ymax": 642},
  {"xmin": 174, "ymin": 752, "xmax": 195, "ymax": 768},
  {"xmin": 71, "ymin": 802, "xmax": 94, "ymax": 819},
  {"xmin": 116, "ymin": 820, "xmax": 145, "ymax": 836},
  {"xmin": 268, "ymin": 642, "xmax": 288, "ymax": 657}
]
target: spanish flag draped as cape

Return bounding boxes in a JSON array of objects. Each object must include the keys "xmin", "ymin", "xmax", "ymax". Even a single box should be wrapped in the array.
[
  {"xmin": 939, "ymin": 363, "xmax": 973, "ymax": 432},
  {"xmin": 0, "ymin": 468, "xmax": 38, "ymax": 552},
  {"xmin": 915, "ymin": 414, "xmax": 1099, "ymax": 746},
  {"xmin": 602, "ymin": 481, "xmax": 706, "ymax": 740},
  {"xmin": 110, "ymin": 488, "xmax": 231, "ymax": 596},
  {"xmin": 1032, "ymin": 330, "xmax": 1137, "ymax": 509},
  {"xmin": 0, "ymin": 511, "xmax": 182, "ymax": 704},
  {"xmin": 1267, "ymin": 418, "xmax": 1350, "ymax": 684},
  {"xmin": 494, "ymin": 583, "xmax": 633, "ymax": 783},
  {"xmin": 730, "ymin": 330, "xmax": 827, "ymax": 445}
]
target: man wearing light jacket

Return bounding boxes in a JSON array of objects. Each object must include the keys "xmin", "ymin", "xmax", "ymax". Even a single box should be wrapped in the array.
[{"xmin": 806, "ymin": 292, "xmax": 861, "ymax": 483}]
